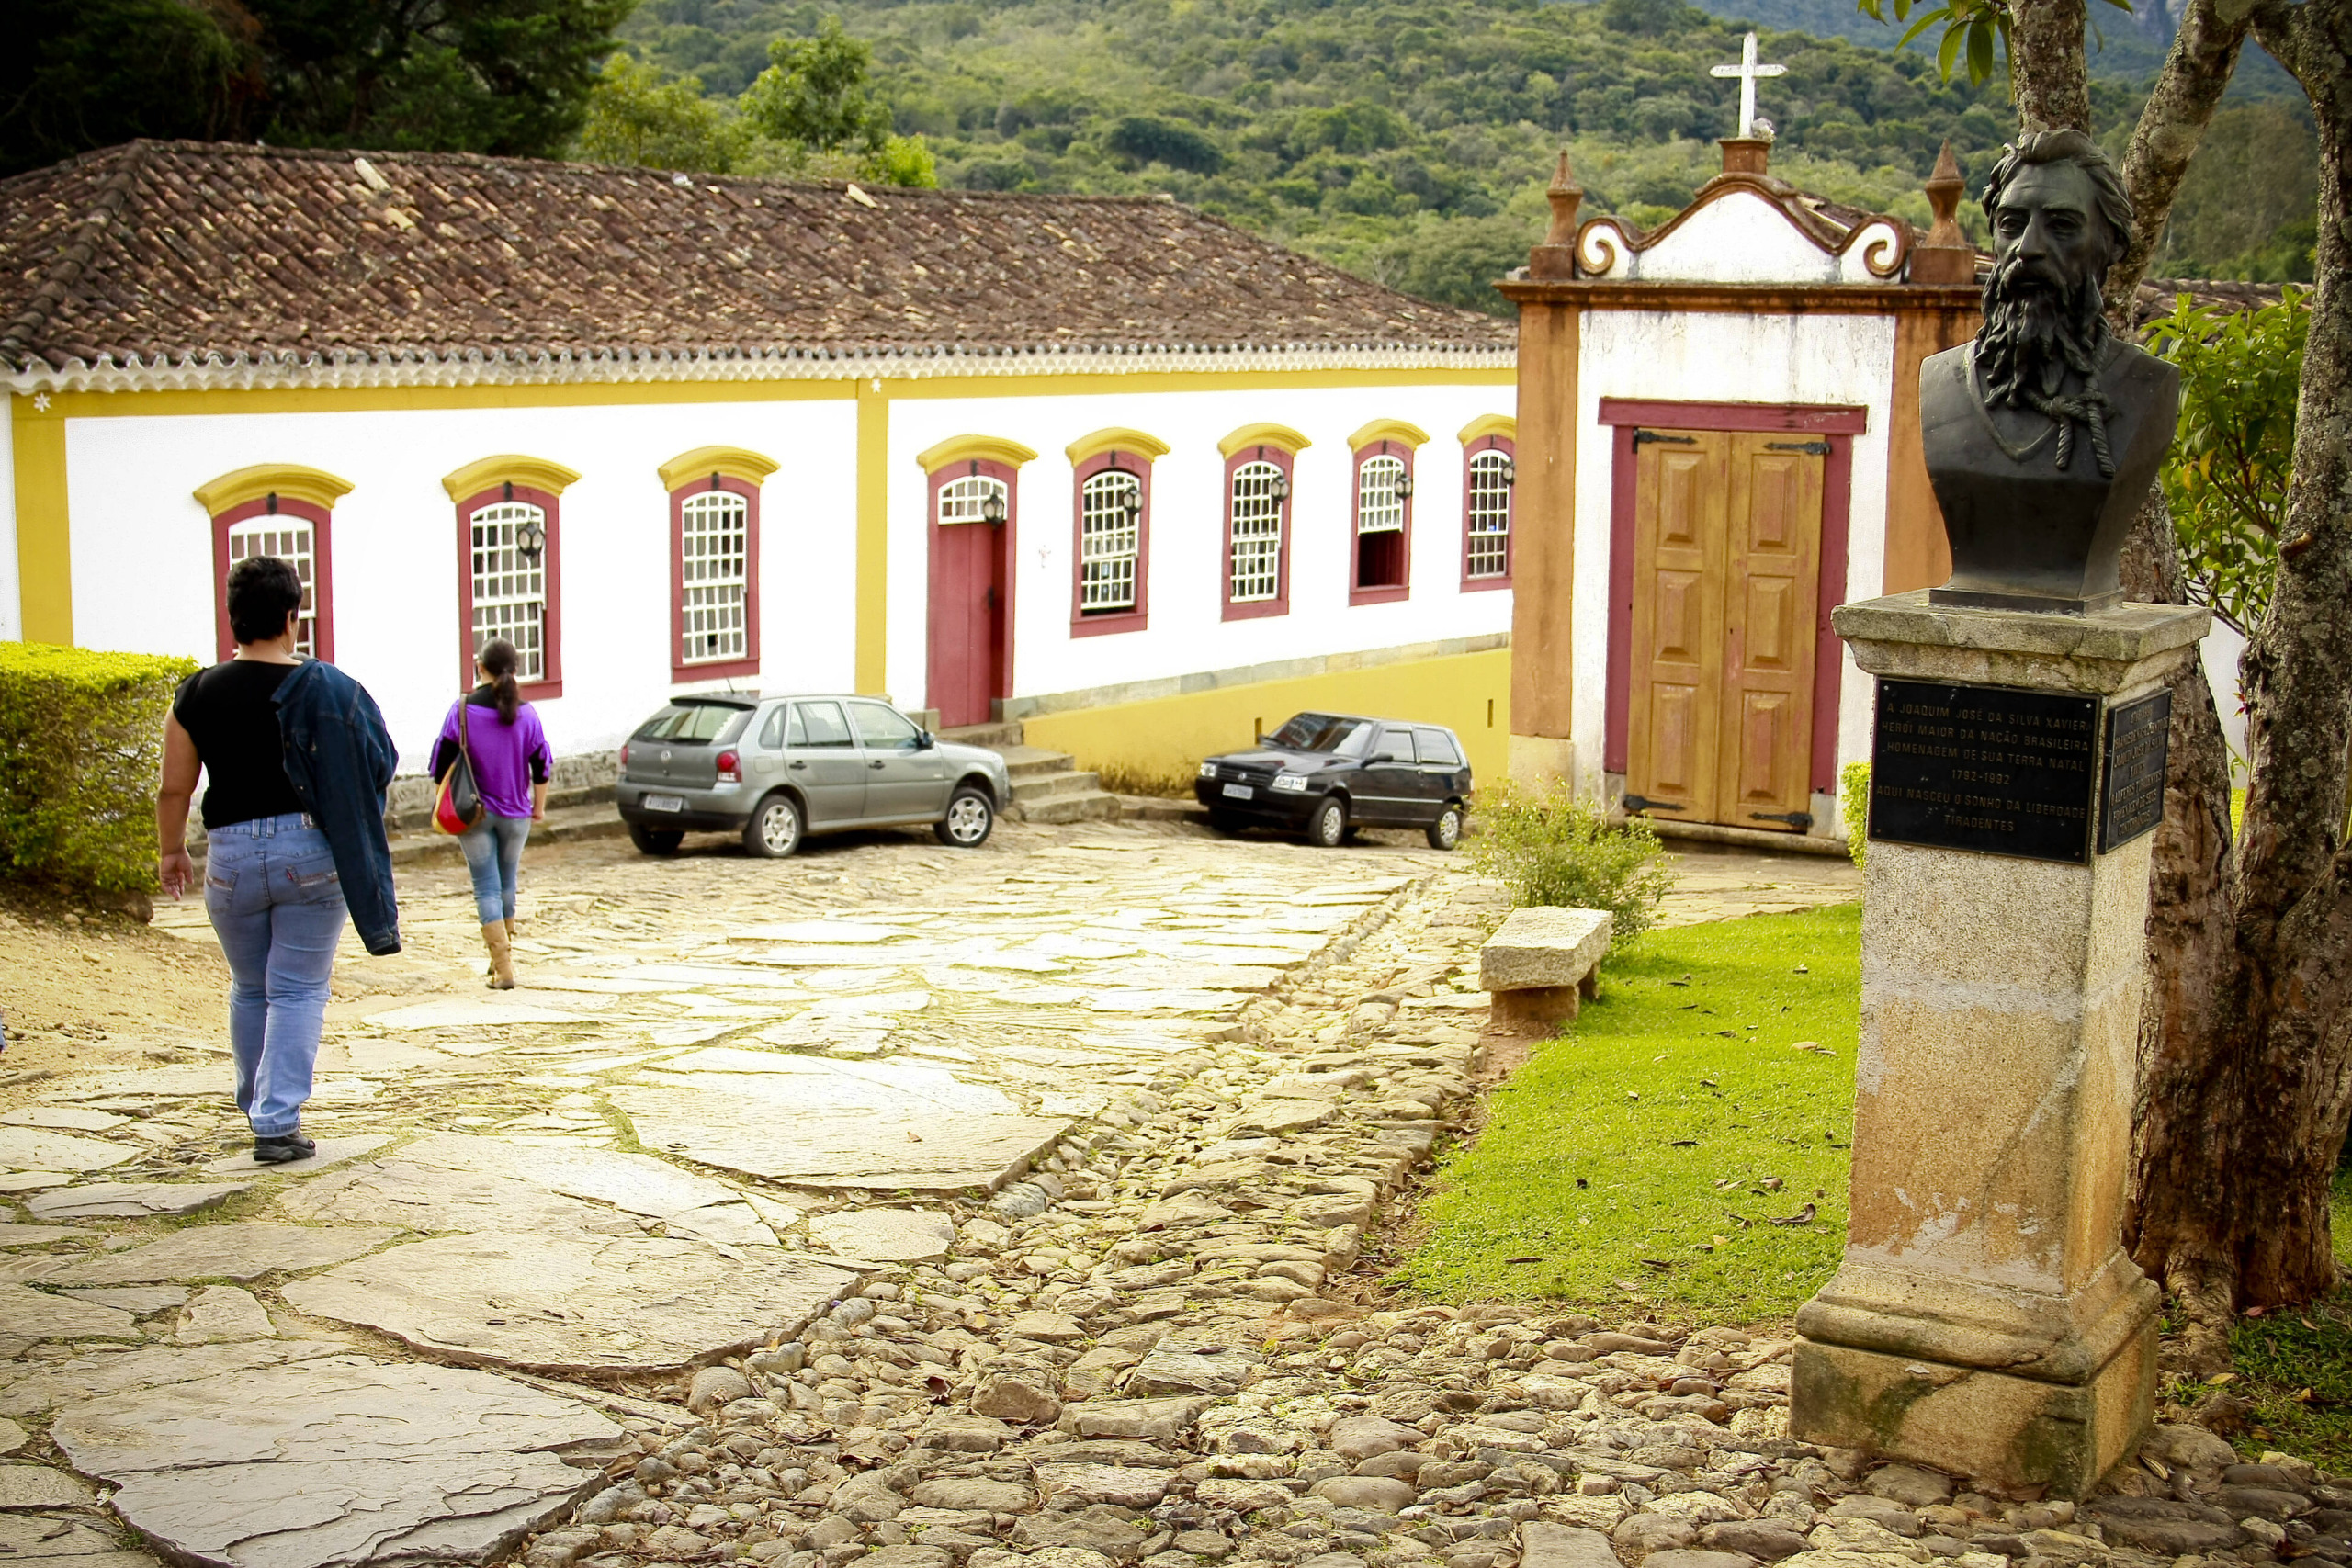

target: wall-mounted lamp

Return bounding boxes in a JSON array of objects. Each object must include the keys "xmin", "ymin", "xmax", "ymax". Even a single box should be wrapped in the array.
[
  {"xmin": 1395, "ymin": 475, "xmax": 1414, "ymax": 499},
  {"xmin": 1270, "ymin": 475, "xmax": 1291, "ymax": 502},
  {"xmin": 517, "ymin": 517, "xmax": 548, "ymax": 563},
  {"xmin": 1501, "ymin": 459, "xmax": 1517, "ymax": 487},
  {"xmin": 980, "ymin": 491, "xmax": 1008, "ymax": 525}
]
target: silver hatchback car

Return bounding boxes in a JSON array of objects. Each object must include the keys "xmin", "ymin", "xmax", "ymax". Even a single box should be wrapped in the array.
[{"xmin": 615, "ymin": 694, "xmax": 1013, "ymax": 858}]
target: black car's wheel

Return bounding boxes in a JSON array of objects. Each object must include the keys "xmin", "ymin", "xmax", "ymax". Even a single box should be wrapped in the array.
[
  {"xmin": 628, "ymin": 823, "xmax": 684, "ymax": 856},
  {"xmin": 1427, "ymin": 802, "xmax": 1464, "ymax": 851},
  {"xmin": 744, "ymin": 793, "xmax": 803, "ymax": 859},
  {"xmin": 936, "ymin": 785, "xmax": 995, "ymax": 848},
  {"xmin": 1307, "ymin": 795, "xmax": 1349, "ymax": 848}
]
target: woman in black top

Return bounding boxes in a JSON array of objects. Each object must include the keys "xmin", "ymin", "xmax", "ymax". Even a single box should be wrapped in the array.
[{"xmin": 157, "ymin": 558, "xmax": 382, "ymax": 1164}]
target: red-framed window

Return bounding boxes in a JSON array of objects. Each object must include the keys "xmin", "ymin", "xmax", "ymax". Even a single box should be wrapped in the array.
[
  {"xmin": 1462, "ymin": 434, "xmax": 1517, "ymax": 590},
  {"xmin": 1222, "ymin": 445, "xmax": 1295, "ymax": 621},
  {"xmin": 454, "ymin": 480, "xmax": 563, "ymax": 699},
  {"xmin": 671, "ymin": 473, "xmax": 762, "ymax": 681},
  {"xmin": 209, "ymin": 495, "xmax": 334, "ymax": 663},
  {"xmin": 1071, "ymin": 450, "xmax": 1150, "ymax": 636},
  {"xmin": 1351, "ymin": 439, "xmax": 1414, "ymax": 605}
]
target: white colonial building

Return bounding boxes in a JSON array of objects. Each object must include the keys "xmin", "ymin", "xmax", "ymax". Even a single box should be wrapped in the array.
[{"xmin": 0, "ymin": 141, "xmax": 1517, "ymax": 784}]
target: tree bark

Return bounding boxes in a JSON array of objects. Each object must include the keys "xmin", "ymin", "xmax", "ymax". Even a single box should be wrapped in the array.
[
  {"xmin": 2008, "ymin": 0, "xmax": 2093, "ymax": 130},
  {"xmin": 2106, "ymin": 0, "xmax": 2257, "ymax": 311},
  {"xmin": 2124, "ymin": 0, "xmax": 2352, "ymax": 1346},
  {"xmin": 2120, "ymin": 495, "xmax": 2249, "ymax": 1373}
]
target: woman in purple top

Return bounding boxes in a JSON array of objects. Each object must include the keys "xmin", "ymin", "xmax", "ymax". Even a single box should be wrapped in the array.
[{"xmin": 431, "ymin": 638, "xmax": 551, "ymax": 988}]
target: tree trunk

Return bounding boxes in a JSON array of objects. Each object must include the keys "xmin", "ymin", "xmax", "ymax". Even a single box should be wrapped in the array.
[
  {"xmin": 2106, "ymin": 0, "xmax": 2256, "ymax": 310},
  {"xmin": 2120, "ymin": 495, "xmax": 2249, "ymax": 1373},
  {"xmin": 2007, "ymin": 0, "xmax": 2092, "ymax": 130},
  {"xmin": 2233, "ymin": 0, "xmax": 2352, "ymax": 1303},
  {"xmin": 2126, "ymin": 0, "xmax": 2352, "ymax": 1348}
]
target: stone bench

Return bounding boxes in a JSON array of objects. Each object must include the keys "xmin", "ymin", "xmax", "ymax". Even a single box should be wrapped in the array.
[{"xmin": 1479, "ymin": 907, "xmax": 1612, "ymax": 1035}]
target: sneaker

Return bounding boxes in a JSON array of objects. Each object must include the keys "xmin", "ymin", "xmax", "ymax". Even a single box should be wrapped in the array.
[{"xmin": 252, "ymin": 1132, "xmax": 317, "ymax": 1165}]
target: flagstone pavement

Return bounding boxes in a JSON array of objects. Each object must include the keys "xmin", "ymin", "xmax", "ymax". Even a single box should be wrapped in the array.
[{"xmin": 0, "ymin": 819, "xmax": 2078, "ymax": 1568}]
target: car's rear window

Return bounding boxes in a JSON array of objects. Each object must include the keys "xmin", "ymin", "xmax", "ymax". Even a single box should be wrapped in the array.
[
  {"xmin": 1415, "ymin": 728, "xmax": 1464, "ymax": 767},
  {"xmin": 1268, "ymin": 713, "xmax": 1373, "ymax": 753},
  {"xmin": 634, "ymin": 703, "xmax": 751, "ymax": 744}
]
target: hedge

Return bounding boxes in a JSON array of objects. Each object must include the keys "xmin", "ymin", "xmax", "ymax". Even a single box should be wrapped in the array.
[
  {"xmin": 1840, "ymin": 760, "xmax": 1871, "ymax": 868},
  {"xmin": 0, "ymin": 642, "xmax": 199, "ymax": 897}
]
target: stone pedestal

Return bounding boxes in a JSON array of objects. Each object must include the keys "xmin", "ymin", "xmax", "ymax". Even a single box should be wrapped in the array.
[{"xmin": 1790, "ymin": 592, "xmax": 2208, "ymax": 1496}]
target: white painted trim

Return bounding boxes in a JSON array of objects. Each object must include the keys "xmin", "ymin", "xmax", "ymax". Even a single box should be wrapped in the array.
[
  {"xmin": 5, "ymin": 344, "xmax": 1516, "ymax": 397},
  {"xmin": 0, "ymin": 396, "xmax": 17, "ymax": 641}
]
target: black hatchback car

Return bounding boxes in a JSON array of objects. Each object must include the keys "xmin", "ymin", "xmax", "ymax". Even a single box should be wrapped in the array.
[{"xmin": 1193, "ymin": 711, "xmax": 1473, "ymax": 850}]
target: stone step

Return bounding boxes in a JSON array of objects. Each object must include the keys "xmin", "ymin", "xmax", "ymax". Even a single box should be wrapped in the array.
[
  {"xmin": 1012, "ymin": 770, "xmax": 1104, "ymax": 803},
  {"xmin": 940, "ymin": 720, "xmax": 1025, "ymax": 750},
  {"xmin": 1017, "ymin": 789, "xmax": 1125, "ymax": 825},
  {"xmin": 385, "ymin": 802, "xmax": 630, "ymax": 867},
  {"xmin": 996, "ymin": 743, "xmax": 1078, "ymax": 779},
  {"xmin": 1118, "ymin": 795, "xmax": 1209, "ymax": 824}
]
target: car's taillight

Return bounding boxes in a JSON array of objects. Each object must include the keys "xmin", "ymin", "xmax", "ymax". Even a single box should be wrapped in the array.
[
  {"xmin": 618, "ymin": 742, "xmax": 630, "ymax": 767},
  {"xmin": 716, "ymin": 750, "xmax": 741, "ymax": 783}
]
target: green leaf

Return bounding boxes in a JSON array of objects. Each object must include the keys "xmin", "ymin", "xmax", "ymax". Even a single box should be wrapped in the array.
[
  {"xmin": 1935, "ymin": 17, "xmax": 1966, "ymax": 78},
  {"xmin": 1966, "ymin": 14, "xmax": 1996, "ymax": 81}
]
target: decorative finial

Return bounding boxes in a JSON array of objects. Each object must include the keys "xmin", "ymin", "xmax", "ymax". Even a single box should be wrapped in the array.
[
  {"xmin": 1924, "ymin": 141, "xmax": 1965, "ymax": 249},
  {"xmin": 1544, "ymin": 151, "xmax": 1584, "ymax": 249},
  {"xmin": 1908, "ymin": 140, "xmax": 1975, "ymax": 284}
]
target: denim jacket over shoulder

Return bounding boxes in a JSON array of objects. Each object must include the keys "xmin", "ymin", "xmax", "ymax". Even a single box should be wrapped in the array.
[{"xmin": 272, "ymin": 660, "xmax": 402, "ymax": 955}]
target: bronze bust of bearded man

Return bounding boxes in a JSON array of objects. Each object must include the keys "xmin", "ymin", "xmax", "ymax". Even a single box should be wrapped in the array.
[{"xmin": 1921, "ymin": 128, "xmax": 2179, "ymax": 615}]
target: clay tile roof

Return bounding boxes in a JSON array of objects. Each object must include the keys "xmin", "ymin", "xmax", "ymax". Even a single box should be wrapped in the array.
[
  {"xmin": 0, "ymin": 140, "xmax": 1511, "ymax": 388},
  {"xmin": 2130, "ymin": 275, "xmax": 2292, "ymax": 331}
]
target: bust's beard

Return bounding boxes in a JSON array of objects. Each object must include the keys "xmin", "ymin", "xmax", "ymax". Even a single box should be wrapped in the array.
[{"xmin": 1977, "ymin": 258, "xmax": 2110, "ymax": 408}]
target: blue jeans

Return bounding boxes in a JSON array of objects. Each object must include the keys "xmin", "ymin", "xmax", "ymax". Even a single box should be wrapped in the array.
[
  {"xmin": 203, "ymin": 814, "xmax": 347, "ymax": 1136},
  {"xmin": 460, "ymin": 811, "xmax": 531, "ymax": 924}
]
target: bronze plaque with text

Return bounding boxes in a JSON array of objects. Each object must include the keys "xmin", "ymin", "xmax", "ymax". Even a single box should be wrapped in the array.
[
  {"xmin": 2097, "ymin": 688, "xmax": 2172, "ymax": 853},
  {"xmin": 1869, "ymin": 679, "xmax": 2098, "ymax": 863}
]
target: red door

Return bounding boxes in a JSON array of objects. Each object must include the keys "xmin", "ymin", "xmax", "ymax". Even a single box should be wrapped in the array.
[{"xmin": 927, "ymin": 468, "xmax": 1013, "ymax": 730}]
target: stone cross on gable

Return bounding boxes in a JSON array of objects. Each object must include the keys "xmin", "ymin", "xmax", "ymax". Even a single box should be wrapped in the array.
[{"xmin": 1711, "ymin": 32, "xmax": 1786, "ymax": 141}]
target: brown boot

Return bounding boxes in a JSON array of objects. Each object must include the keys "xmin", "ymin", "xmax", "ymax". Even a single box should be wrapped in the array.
[{"xmin": 481, "ymin": 921, "xmax": 515, "ymax": 989}]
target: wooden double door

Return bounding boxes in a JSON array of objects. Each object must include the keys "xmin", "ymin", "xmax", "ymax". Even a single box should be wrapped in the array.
[{"xmin": 1624, "ymin": 429, "xmax": 1825, "ymax": 833}]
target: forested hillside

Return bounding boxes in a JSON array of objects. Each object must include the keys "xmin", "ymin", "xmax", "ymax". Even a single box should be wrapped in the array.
[{"xmin": 616, "ymin": 0, "xmax": 2310, "ymax": 310}]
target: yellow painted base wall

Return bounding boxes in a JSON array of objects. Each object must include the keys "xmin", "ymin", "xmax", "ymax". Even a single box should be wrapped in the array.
[{"xmin": 1019, "ymin": 649, "xmax": 1512, "ymax": 792}]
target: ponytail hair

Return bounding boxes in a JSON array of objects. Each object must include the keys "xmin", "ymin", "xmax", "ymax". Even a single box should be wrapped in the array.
[{"xmin": 478, "ymin": 637, "xmax": 522, "ymax": 724}]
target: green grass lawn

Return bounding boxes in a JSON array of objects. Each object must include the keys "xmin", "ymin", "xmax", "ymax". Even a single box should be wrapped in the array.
[
  {"xmin": 1394, "ymin": 903, "xmax": 1862, "ymax": 1323},
  {"xmin": 2201, "ymin": 1167, "xmax": 2352, "ymax": 1468}
]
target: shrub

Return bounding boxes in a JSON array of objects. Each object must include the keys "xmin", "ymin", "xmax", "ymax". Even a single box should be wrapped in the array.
[
  {"xmin": 0, "ymin": 643, "xmax": 198, "ymax": 899},
  {"xmin": 1467, "ymin": 780, "xmax": 1675, "ymax": 948},
  {"xmin": 1840, "ymin": 761, "xmax": 1871, "ymax": 867}
]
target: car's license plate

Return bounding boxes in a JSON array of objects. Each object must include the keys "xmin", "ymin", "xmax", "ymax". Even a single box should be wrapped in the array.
[
  {"xmin": 1221, "ymin": 783, "xmax": 1253, "ymax": 800},
  {"xmin": 644, "ymin": 794, "xmax": 686, "ymax": 813}
]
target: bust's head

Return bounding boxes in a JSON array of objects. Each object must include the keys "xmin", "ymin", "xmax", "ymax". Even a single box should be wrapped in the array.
[
  {"xmin": 1982, "ymin": 129, "xmax": 2133, "ymax": 295},
  {"xmin": 1976, "ymin": 129, "xmax": 2136, "ymax": 412}
]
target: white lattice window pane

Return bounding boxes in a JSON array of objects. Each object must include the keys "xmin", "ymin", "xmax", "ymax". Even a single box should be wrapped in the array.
[
  {"xmin": 227, "ymin": 519, "xmax": 319, "ymax": 658},
  {"xmin": 680, "ymin": 491, "xmax": 750, "ymax": 664},
  {"xmin": 469, "ymin": 501, "xmax": 547, "ymax": 681},
  {"xmin": 1229, "ymin": 461, "xmax": 1284, "ymax": 603},
  {"xmin": 937, "ymin": 474, "xmax": 1009, "ymax": 525},
  {"xmin": 1357, "ymin": 455, "xmax": 1406, "ymax": 534},
  {"xmin": 1080, "ymin": 470, "xmax": 1141, "ymax": 613},
  {"xmin": 1466, "ymin": 451, "xmax": 1513, "ymax": 579}
]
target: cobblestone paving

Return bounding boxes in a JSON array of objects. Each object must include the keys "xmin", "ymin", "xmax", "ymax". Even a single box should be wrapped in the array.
[{"xmin": 7, "ymin": 824, "xmax": 2316, "ymax": 1568}]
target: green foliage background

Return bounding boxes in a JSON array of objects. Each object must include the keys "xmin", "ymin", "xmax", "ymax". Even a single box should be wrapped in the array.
[
  {"xmin": 2147, "ymin": 287, "xmax": 2310, "ymax": 637},
  {"xmin": 0, "ymin": 644, "xmax": 198, "ymax": 898},
  {"xmin": 618, "ymin": 0, "xmax": 2077, "ymax": 313},
  {"xmin": 3, "ymin": 0, "xmax": 634, "ymax": 178}
]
